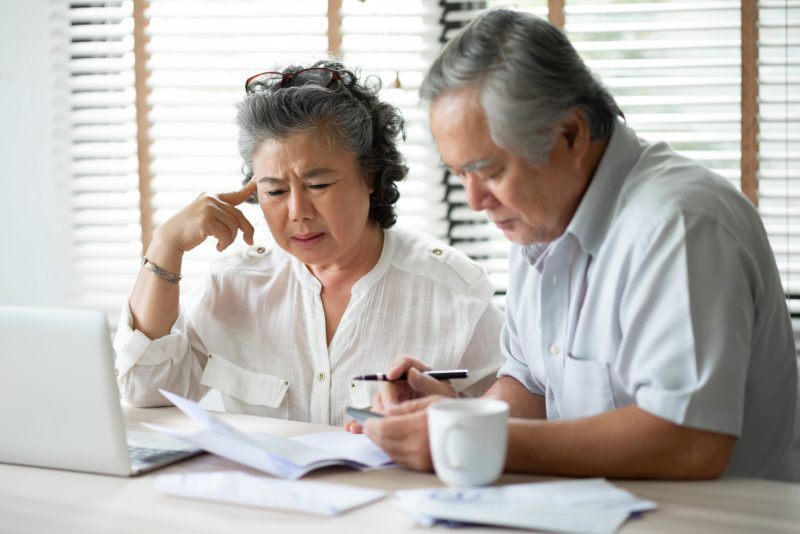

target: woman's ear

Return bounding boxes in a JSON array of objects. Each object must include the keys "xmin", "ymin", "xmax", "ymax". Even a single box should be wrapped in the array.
[{"xmin": 365, "ymin": 172, "xmax": 376, "ymax": 194}]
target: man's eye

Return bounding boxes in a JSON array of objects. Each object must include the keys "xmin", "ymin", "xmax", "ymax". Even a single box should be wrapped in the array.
[
  {"xmin": 266, "ymin": 190, "xmax": 286, "ymax": 197},
  {"xmin": 480, "ymin": 169, "xmax": 503, "ymax": 181},
  {"xmin": 309, "ymin": 183, "xmax": 331, "ymax": 190}
]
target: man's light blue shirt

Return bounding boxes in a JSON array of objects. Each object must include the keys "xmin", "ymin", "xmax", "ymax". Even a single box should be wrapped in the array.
[{"xmin": 498, "ymin": 121, "xmax": 800, "ymax": 481}]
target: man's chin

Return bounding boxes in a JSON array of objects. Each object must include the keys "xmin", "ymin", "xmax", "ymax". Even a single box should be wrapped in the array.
[
  {"xmin": 500, "ymin": 227, "xmax": 532, "ymax": 246},
  {"xmin": 503, "ymin": 228, "xmax": 544, "ymax": 247}
]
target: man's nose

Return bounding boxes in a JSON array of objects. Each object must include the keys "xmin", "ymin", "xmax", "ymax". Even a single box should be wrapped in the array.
[{"xmin": 463, "ymin": 174, "xmax": 498, "ymax": 212}]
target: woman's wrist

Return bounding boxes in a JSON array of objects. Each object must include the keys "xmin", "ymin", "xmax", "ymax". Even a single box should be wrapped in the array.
[{"xmin": 145, "ymin": 231, "xmax": 185, "ymax": 274}]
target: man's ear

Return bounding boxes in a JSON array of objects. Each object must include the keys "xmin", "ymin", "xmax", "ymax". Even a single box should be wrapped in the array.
[{"xmin": 559, "ymin": 108, "xmax": 591, "ymax": 164}]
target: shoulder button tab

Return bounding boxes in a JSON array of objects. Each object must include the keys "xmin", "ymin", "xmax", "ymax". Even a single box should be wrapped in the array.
[{"xmin": 245, "ymin": 244, "xmax": 271, "ymax": 258}]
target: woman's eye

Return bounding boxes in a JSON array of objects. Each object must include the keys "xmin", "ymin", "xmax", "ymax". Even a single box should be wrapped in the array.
[
  {"xmin": 309, "ymin": 183, "xmax": 331, "ymax": 190},
  {"xmin": 266, "ymin": 190, "xmax": 286, "ymax": 197}
]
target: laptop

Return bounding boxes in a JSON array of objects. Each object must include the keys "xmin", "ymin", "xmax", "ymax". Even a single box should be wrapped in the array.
[{"xmin": 0, "ymin": 305, "xmax": 202, "ymax": 476}]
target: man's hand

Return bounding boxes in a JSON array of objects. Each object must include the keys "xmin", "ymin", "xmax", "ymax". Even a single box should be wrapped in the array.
[
  {"xmin": 378, "ymin": 356, "xmax": 458, "ymax": 405},
  {"xmin": 362, "ymin": 395, "xmax": 447, "ymax": 471},
  {"xmin": 344, "ymin": 356, "xmax": 457, "ymax": 434}
]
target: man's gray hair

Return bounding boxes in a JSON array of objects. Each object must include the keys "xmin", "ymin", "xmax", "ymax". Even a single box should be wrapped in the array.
[{"xmin": 420, "ymin": 9, "xmax": 622, "ymax": 164}]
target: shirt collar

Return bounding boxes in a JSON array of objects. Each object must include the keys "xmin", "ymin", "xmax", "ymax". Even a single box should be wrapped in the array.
[
  {"xmin": 565, "ymin": 120, "xmax": 643, "ymax": 257},
  {"xmin": 287, "ymin": 228, "xmax": 393, "ymax": 294},
  {"xmin": 517, "ymin": 120, "xmax": 642, "ymax": 268},
  {"xmin": 520, "ymin": 242, "xmax": 551, "ymax": 271}
]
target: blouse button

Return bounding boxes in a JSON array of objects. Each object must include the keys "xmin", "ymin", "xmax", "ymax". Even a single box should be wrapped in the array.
[
  {"xmin": 548, "ymin": 344, "xmax": 560, "ymax": 356},
  {"xmin": 318, "ymin": 372, "xmax": 326, "ymax": 382},
  {"xmin": 432, "ymin": 248, "xmax": 443, "ymax": 256},
  {"xmin": 114, "ymin": 367, "xmax": 119, "ymax": 378},
  {"xmin": 256, "ymin": 246, "xmax": 266, "ymax": 254}
]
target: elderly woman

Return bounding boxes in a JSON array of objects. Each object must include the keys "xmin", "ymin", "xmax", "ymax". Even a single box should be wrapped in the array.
[{"xmin": 113, "ymin": 61, "xmax": 504, "ymax": 426}]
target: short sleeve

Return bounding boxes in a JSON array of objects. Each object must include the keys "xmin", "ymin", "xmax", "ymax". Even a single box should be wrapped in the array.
[{"xmin": 619, "ymin": 212, "xmax": 755, "ymax": 436}]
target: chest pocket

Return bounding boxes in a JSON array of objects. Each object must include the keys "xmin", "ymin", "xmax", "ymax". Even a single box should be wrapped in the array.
[
  {"xmin": 200, "ymin": 354, "xmax": 289, "ymax": 418},
  {"xmin": 348, "ymin": 380, "xmax": 377, "ymax": 409},
  {"xmin": 560, "ymin": 353, "xmax": 616, "ymax": 420}
]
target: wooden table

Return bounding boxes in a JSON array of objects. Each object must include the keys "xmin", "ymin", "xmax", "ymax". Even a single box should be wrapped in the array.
[{"xmin": 1, "ymin": 405, "xmax": 799, "ymax": 533}]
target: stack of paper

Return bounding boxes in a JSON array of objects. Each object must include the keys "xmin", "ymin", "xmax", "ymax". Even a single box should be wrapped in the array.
[
  {"xmin": 395, "ymin": 478, "xmax": 656, "ymax": 534},
  {"xmin": 156, "ymin": 471, "xmax": 386, "ymax": 516},
  {"xmin": 148, "ymin": 389, "xmax": 394, "ymax": 479}
]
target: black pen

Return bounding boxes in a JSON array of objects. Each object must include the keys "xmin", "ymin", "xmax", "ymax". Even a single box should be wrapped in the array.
[{"xmin": 352, "ymin": 369, "xmax": 469, "ymax": 382}]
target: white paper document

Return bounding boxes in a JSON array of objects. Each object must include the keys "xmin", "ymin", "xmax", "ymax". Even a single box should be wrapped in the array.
[
  {"xmin": 147, "ymin": 389, "xmax": 393, "ymax": 479},
  {"xmin": 155, "ymin": 471, "xmax": 386, "ymax": 516},
  {"xmin": 394, "ymin": 478, "xmax": 656, "ymax": 534}
]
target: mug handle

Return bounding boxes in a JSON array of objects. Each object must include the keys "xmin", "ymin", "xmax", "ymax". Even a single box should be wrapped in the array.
[{"xmin": 441, "ymin": 423, "xmax": 466, "ymax": 470}]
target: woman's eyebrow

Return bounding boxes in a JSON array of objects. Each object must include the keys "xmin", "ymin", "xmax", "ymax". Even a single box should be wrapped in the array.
[
  {"xmin": 257, "ymin": 168, "xmax": 335, "ymax": 183},
  {"xmin": 301, "ymin": 167, "xmax": 335, "ymax": 179},
  {"xmin": 258, "ymin": 176, "xmax": 284, "ymax": 184}
]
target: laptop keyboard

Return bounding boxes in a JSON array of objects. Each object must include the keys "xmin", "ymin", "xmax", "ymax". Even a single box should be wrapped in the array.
[{"xmin": 128, "ymin": 446, "xmax": 192, "ymax": 466}]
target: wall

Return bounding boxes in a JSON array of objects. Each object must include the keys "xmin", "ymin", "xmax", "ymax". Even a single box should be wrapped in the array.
[{"xmin": 0, "ymin": 0, "xmax": 66, "ymax": 307}]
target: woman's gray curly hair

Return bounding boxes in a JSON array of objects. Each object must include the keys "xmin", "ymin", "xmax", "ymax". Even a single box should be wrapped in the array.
[{"xmin": 237, "ymin": 60, "xmax": 407, "ymax": 229}]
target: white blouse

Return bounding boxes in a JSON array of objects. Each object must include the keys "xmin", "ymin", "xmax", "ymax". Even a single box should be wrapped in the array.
[{"xmin": 114, "ymin": 226, "xmax": 505, "ymax": 426}]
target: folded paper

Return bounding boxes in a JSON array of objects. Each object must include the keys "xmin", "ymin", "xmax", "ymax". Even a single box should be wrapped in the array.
[{"xmin": 147, "ymin": 389, "xmax": 394, "ymax": 479}]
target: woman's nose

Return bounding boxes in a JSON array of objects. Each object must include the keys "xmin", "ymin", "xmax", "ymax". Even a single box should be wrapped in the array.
[{"xmin": 288, "ymin": 190, "xmax": 313, "ymax": 221}]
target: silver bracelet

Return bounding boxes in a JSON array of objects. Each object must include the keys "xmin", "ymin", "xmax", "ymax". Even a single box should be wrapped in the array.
[{"xmin": 142, "ymin": 257, "xmax": 182, "ymax": 284}]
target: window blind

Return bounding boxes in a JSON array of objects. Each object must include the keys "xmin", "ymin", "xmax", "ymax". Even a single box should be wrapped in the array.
[
  {"xmin": 565, "ymin": 1, "xmax": 742, "ymax": 187},
  {"xmin": 756, "ymin": 1, "xmax": 799, "ymax": 343},
  {"xmin": 61, "ymin": 0, "xmax": 142, "ymax": 322},
  {"xmin": 340, "ymin": 0, "xmax": 447, "ymax": 238}
]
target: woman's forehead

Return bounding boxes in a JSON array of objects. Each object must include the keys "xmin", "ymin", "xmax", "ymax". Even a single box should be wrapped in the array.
[{"xmin": 252, "ymin": 132, "xmax": 361, "ymax": 179}]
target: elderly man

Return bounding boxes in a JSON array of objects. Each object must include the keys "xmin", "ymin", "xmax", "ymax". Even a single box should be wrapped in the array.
[{"xmin": 356, "ymin": 9, "xmax": 799, "ymax": 481}]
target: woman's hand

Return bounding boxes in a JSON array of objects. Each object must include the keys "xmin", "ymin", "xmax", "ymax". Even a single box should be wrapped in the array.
[
  {"xmin": 152, "ymin": 180, "xmax": 257, "ymax": 257},
  {"xmin": 130, "ymin": 180, "xmax": 258, "ymax": 339}
]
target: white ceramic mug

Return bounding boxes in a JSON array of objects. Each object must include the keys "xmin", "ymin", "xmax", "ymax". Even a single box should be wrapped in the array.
[{"xmin": 427, "ymin": 398, "xmax": 509, "ymax": 487}]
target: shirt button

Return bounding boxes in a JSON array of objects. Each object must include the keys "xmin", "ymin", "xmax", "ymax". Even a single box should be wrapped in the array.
[
  {"xmin": 114, "ymin": 367, "xmax": 119, "ymax": 378},
  {"xmin": 256, "ymin": 246, "xmax": 266, "ymax": 254},
  {"xmin": 552, "ymin": 276, "xmax": 557, "ymax": 285},
  {"xmin": 432, "ymin": 248, "xmax": 443, "ymax": 256},
  {"xmin": 549, "ymin": 344, "xmax": 560, "ymax": 356},
  {"xmin": 318, "ymin": 372, "xmax": 326, "ymax": 382}
]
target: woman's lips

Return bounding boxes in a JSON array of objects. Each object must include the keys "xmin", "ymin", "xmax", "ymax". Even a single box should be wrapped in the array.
[{"xmin": 291, "ymin": 232, "xmax": 325, "ymax": 247}]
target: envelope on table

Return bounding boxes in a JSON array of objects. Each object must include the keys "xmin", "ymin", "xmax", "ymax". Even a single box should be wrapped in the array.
[
  {"xmin": 394, "ymin": 479, "xmax": 657, "ymax": 534},
  {"xmin": 145, "ymin": 389, "xmax": 393, "ymax": 480},
  {"xmin": 156, "ymin": 471, "xmax": 386, "ymax": 516}
]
